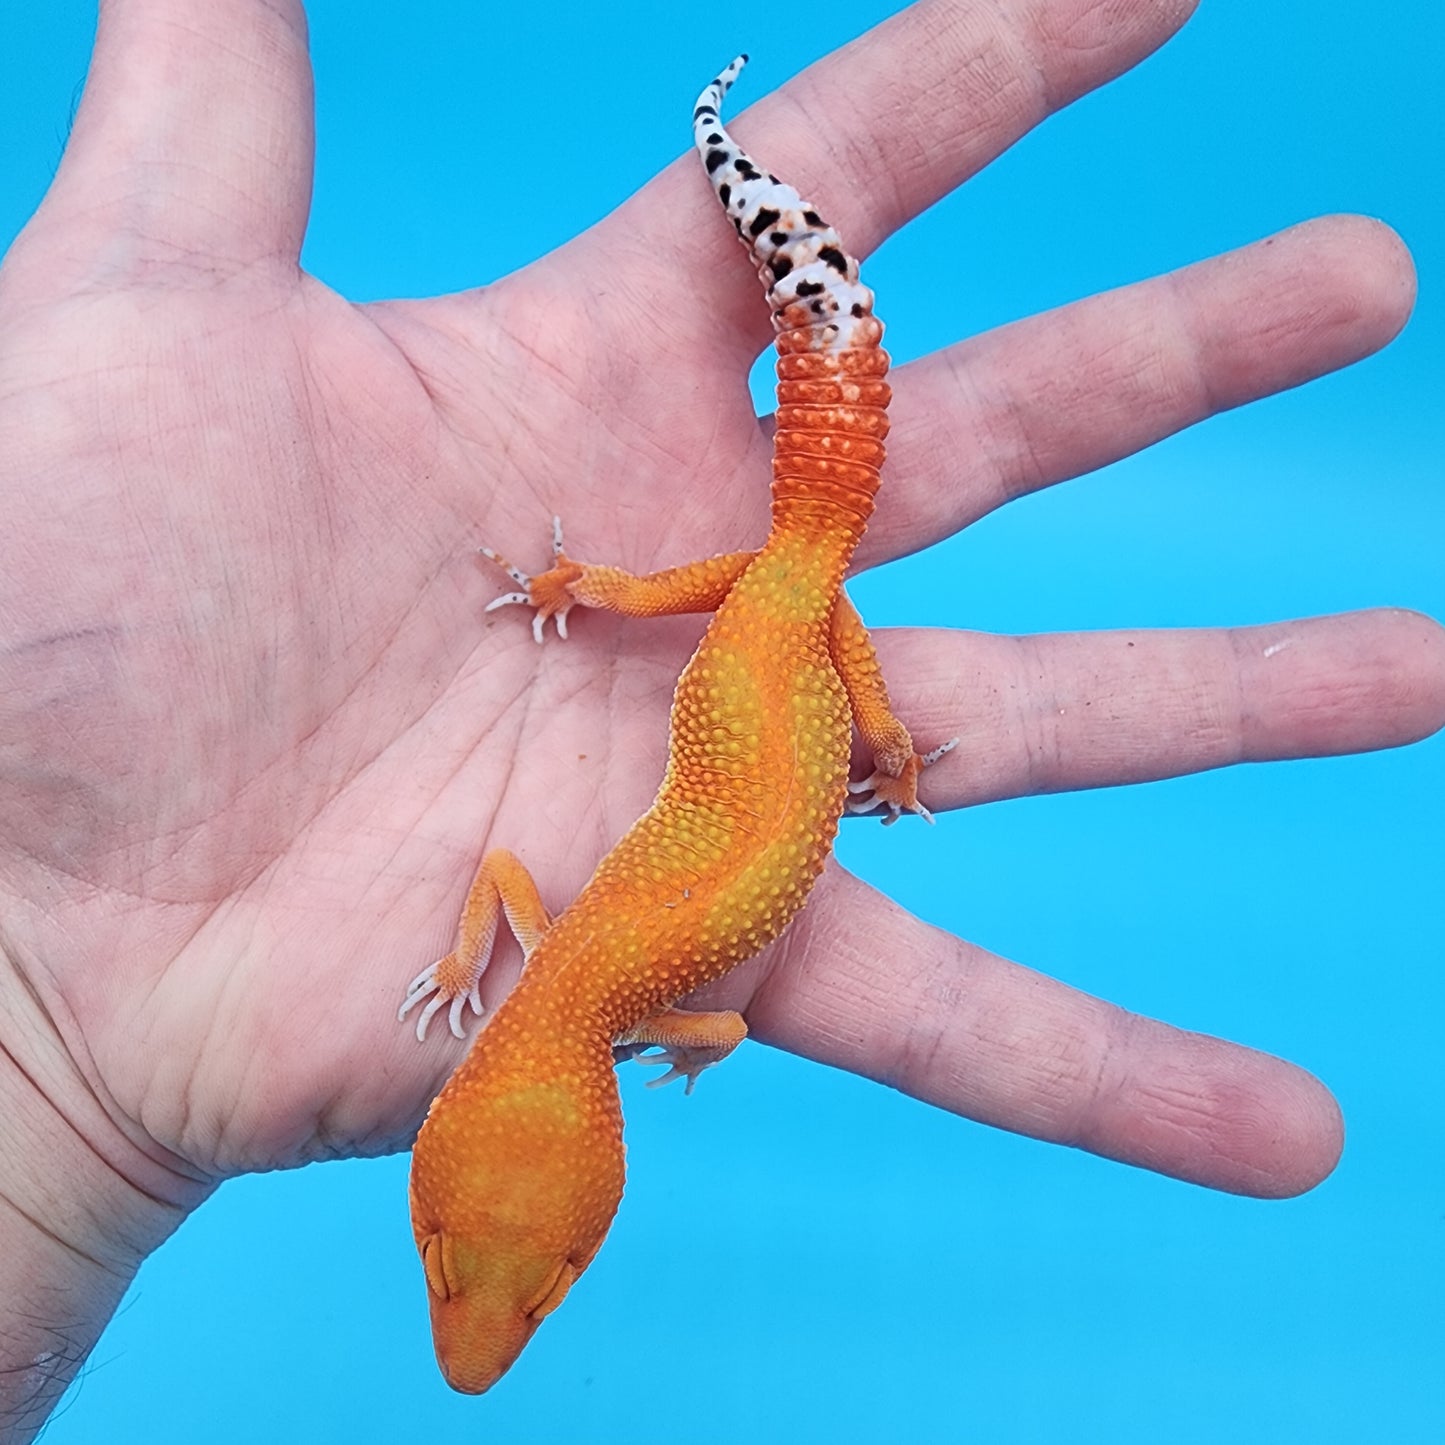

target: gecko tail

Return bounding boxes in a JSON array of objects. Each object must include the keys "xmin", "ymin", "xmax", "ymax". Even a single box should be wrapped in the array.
[{"xmin": 692, "ymin": 56, "xmax": 877, "ymax": 348}]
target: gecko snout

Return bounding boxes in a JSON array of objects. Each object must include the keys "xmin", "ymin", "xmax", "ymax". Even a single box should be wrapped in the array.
[{"xmin": 417, "ymin": 1225, "xmax": 584, "ymax": 1393}]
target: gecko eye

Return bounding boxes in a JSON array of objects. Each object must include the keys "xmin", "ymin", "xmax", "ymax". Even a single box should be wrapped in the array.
[
  {"xmin": 526, "ymin": 1258, "xmax": 580, "ymax": 1322},
  {"xmin": 421, "ymin": 1232, "xmax": 455, "ymax": 1302}
]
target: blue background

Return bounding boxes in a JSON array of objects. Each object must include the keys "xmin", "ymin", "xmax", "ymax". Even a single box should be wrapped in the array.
[{"xmin": 2, "ymin": 1, "xmax": 1441, "ymax": 1440}]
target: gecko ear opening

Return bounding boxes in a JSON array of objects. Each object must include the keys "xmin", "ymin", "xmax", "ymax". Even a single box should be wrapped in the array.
[{"xmin": 421, "ymin": 1232, "xmax": 454, "ymax": 1302}]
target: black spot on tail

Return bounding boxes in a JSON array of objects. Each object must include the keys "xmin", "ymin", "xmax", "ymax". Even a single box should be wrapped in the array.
[
  {"xmin": 819, "ymin": 246, "xmax": 848, "ymax": 273},
  {"xmin": 748, "ymin": 207, "xmax": 782, "ymax": 238},
  {"xmin": 705, "ymin": 149, "xmax": 729, "ymax": 174},
  {"xmin": 769, "ymin": 255, "xmax": 793, "ymax": 282}
]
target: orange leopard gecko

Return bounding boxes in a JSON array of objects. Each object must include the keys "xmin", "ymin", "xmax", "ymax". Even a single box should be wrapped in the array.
[{"xmin": 399, "ymin": 55, "xmax": 956, "ymax": 1394}]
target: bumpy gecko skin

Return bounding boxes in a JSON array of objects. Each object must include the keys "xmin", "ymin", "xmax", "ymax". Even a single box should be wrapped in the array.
[{"xmin": 401, "ymin": 57, "xmax": 956, "ymax": 1394}]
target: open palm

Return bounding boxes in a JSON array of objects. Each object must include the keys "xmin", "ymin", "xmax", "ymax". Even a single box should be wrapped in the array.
[{"xmin": 1, "ymin": 6, "xmax": 1441, "ymax": 1409}]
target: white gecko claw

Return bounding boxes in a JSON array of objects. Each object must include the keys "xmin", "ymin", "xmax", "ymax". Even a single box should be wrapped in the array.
[
  {"xmin": 478, "ymin": 547, "xmax": 533, "ymax": 590},
  {"xmin": 479, "ymin": 517, "xmax": 576, "ymax": 643},
  {"xmin": 398, "ymin": 963, "xmax": 484, "ymax": 1042},
  {"xmin": 845, "ymin": 736, "xmax": 960, "ymax": 824},
  {"xmin": 633, "ymin": 1047, "xmax": 712, "ymax": 1096}
]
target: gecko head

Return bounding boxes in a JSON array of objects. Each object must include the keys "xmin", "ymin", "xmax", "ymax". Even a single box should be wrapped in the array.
[
  {"xmin": 412, "ymin": 1218, "xmax": 585, "ymax": 1394},
  {"xmin": 407, "ymin": 1069, "xmax": 626, "ymax": 1393}
]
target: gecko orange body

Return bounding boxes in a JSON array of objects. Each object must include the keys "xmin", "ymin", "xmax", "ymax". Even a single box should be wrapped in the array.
[{"xmin": 400, "ymin": 57, "xmax": 955, "ymax": 1394}]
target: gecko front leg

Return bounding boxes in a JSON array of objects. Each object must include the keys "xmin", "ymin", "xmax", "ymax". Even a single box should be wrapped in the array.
[{"xmin": 399, "ymin": 849, "xmax": 551, "ymax": 1039}]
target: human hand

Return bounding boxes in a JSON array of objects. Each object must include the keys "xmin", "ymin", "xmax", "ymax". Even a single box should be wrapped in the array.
[{"xmin": 0, "ymin": 0, "xmax": 1440, "ymax": 1434}]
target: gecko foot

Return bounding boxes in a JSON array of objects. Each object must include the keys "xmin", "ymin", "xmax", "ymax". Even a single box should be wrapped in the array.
[
  {"xmin": 622, "ymin": 1044, "xmax": 725, "ymax": 1096},
  {"xmin": 845, "ymin": 736, "xmax": 959, "ymax": 825},
  {"xmin": 480, "ymin": 515, "xmax": 586, "ymax": 643},
  {"xmin": 613, "ymin": 1006, "xmax": 746, "ymax": 1093},
  {"xmin": 398, "ymin": 954, "xmax": 484, "ymax": 1042}
]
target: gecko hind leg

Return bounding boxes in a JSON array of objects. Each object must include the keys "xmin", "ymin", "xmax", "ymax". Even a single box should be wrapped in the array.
[
  {"xmin": 614, "ymin": 1007, "xmax": 748, "ymax": 1095},
  {"xmin": 398, "ymin": 849, "xmax": 551, "ymax": 1041},
  {"xmin": 830, "ymin": 589, "xmax": 959, "ymax": 824},
  {"xmin": 479, "ymin": 516, "xmax": 758, "ymax": 641}
]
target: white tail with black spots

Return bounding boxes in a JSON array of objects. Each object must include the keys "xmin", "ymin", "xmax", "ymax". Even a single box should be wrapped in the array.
[{"xmin": 693, "ymin": 56, "xmax": 878, "ymax": 354}]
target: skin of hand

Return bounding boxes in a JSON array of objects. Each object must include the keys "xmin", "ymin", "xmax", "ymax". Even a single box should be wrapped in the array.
[{"xmin": 0, "ymin": 0, "xmax": 1441, "ymax": 1435}]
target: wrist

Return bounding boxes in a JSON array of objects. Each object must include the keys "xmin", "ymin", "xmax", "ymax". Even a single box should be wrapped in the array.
[{"xmin": 0, "ymin": 947, "xmax": 211, "ymax": 1441}]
